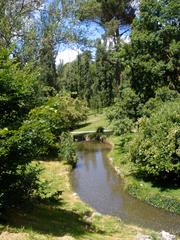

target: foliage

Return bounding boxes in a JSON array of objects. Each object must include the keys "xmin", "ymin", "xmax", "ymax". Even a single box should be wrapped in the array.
[
  {"xmin": 0, "ymin": 124, "xmax": 55, "ymax": 212},
  {"xmin": 58, "ymin": 51, "xmax": 94, "ymax": 105},
  {"xmin": 76, "ymin": 0, "xmax": 135, "ymax": 43},
  {"xmin": 141, "ymin": 87, "xmax": 179, "ymax": 117},
  {"xmin": 59, "ymin": 132, "xmax": 77, "ymax": 168},
  {"xmin": 28, "ymin": 93, "xmax": 88, "ymax": 138},
  {"xmin": 57, "ymin": 42, "xmax": 118, "ymax": 108},
  {"xmin": 127, "ymin": 183, "xmax": 180, "ymax": 214},
  {"xmin": 130, "ymin": 98, "xmax": 180, "ymax": 182},
  {"xmin": 0, "ymin": 48, "xmax": 44, "ymax": 129},
  {"xmin": 0, "ymin": 43, "xmax": 87, "ymax": 213},
  {"xmin": 93, "ymin": 41, "xmax": 115, "ymax": 107},
  {"xmin": 129, "ymin": 0, "xmax": 180, "ymax": 100},
  {"xmin": 0, "ymin": 0, "xmax": 42, "ymax": 48},
  {"xmin": 107, "ymin": 88, "xmax": 141, "ymax": 135}
]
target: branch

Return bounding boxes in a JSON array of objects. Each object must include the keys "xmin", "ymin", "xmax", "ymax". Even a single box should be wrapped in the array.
[{"xmin": 120, "ymin": 28, "xmax": 131, "ymax": 37}]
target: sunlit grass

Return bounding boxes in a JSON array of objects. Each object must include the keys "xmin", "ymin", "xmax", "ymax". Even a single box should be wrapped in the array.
[
  {"xmin": 0, "ymin": 160, "xmax": 156, "ymax": 240},
  {"xmin": 76, "ymin": 109, "xmax": 112, "ymax": 132}
]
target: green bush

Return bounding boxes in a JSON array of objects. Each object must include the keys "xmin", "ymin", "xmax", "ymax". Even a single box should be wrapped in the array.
[
  {"xmin": 0, "ymin": 48, "xmax": 44, "ymax": 129},
  {"xmin": 59, "ymin": 132, "xmax": 77, "ymax": 168},
  {"xmin": 141, "ymin": 87, "xmax": 179, "ymax": 117},
  {"xmin": 28, "ymin": 93, "xmax": 88, "ymax": 138},
  {"xmin": 130, "ymin": 98, "xmax": 180, "ymax": 182}
]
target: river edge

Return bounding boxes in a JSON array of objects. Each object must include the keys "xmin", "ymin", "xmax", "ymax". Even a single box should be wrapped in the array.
[
  {"xmin": 106, "ymin": 135, "xmax": 180, "ymax": 216},
  {"xmin": 0, "ymin": 160, "xmax": 159, "ymax": 240}
]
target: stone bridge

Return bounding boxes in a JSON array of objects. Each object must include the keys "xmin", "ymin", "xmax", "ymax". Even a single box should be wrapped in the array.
[{"xmin": 70, "ymin": 129, "xmax": 113, "ymax": 141}]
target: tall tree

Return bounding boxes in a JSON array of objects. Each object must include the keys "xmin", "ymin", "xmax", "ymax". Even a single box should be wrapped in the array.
[
  {"xmin": 77, "ymin": 51, "xmax": 93, "ymax": 102},
  {"xmin": 129, "ymin": 0, "xmax": 180, "ymax": 100},
  {"xmin": 76, "ymin": 0, "xmax": 136, "ymax": 90},
  {"xmin": 57, "ymin": 51, "xmax": 93, "ymax": 103},
  {"xmin": 76, "ymin": 0, "xmax": 135, "ymax": 44},
  {"xmin": 93, "ymin": 41, "xmax": 115, "ymax": 107}
]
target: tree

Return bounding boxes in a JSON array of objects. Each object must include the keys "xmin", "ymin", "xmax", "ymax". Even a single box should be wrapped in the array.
[
  {"xmin": 93, "ymin": 41, "xmax": 115, "ymax": 107},
  {"xmin": 77, "ymin": 51, "xmax": 93, "ymax": 102},
  {"xmin": 76, "ymin": 0, "xmax": 136, "ymax": 90},
  {"xmin": 0, "ymin": 0, "xmax": 42, "ymax": 48},
  {"xmin": 76, "ymin": 0, "xmax": 135, "ymax": 43},
  {"xmin": 57, "ymin": 51, "xmax": 93, "ymax": 104},
  {"xmin": 0, "ymin": 49, "xmax": 87, "ymax": 211},
  {"xmin": 0, "ymin": 47, "xmax": 44, "ymax": 129},
  {"xmin": 107, "ymin": 87, "xmax": 141, "ymax": 134},
  {"xmin": 39, "ymin": 29, "xmax": 58, "ymax": 93},
  {"xmin": 0, "ymin": 46, "xmax": 44, "ymax": 212},
  {"xmin": 129, "ymin": 0, "xmax": 180, "ymax": 101}
]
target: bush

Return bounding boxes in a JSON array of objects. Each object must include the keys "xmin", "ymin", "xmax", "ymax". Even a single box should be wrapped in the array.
[
  {"xmin": 141, "ymin": 87, "xmax": 179, "ymax": 117},
  {"xmin": 59, "ymin": 132, "xmax": 77, "ymax": 168},
  {"xmin": 130, "ymin": 98, "xmax": 180, "ymax": 182},
  {"xmin": 0, "ymin": 126, "xmax": 53, "ymax": 212},
  {"xmin": 0, "ymin": 48, "xmax": 44, "ymax": 129},
  {"xmin": 28, "ymin": 93, "xmax": 88, "ymax": 138}
]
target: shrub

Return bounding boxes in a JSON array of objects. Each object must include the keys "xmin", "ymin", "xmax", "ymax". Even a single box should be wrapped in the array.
[
  {"xmin": 59, "ymin": 132, "xmax": 77, "ymax": 168},
  {"xmin": 141, "ymin": 87, "xmax": 179, "ymax": 117},
  {"xmin": 130, "ymin": 98, "xmax": 180, "ymax": 183},
  {"xmin": 28, "ymin": 93, "xmax": 88, "ymax": 138},
  {"xmin": 0, "ymin": 93, "xmax": 87, "ymax": 212}
]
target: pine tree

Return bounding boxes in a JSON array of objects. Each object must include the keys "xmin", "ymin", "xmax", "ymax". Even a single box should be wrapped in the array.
[{"xmin": 93, "ymin": 41, "xmax": 115, "ymax": 107}]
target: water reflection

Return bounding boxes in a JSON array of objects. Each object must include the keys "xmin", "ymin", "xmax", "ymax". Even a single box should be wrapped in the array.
[{"xmin": 71, "ymin": 142, "xmax": 180, "ymax": 234}]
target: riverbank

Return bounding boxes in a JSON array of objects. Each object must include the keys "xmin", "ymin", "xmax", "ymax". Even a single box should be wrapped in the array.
[
  {"xmin": 76, "ymin": 112, "xmax": 180, "ymax": 215},
  {"xmin": 109, "ymin": 135, "xmax": 180, "ymax": 215},
  {"xmin": 0, "ymin": 160, "xmax": 157, "ymax": 240}
]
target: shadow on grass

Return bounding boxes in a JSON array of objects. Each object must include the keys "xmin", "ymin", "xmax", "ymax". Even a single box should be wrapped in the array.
[
  {"xmin": 6, "ymin": 203, "xmax": 98, "ymax": 238},
  {"xmin": 76, "ymin": 122, "xmax": 91, "ymax": 130},
  {"xmin": 133, "ymin": 172, "xmax": 180, "ymax": 191}
]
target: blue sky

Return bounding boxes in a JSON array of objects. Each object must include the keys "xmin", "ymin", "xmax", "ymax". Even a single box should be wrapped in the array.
[
  {"xmin": 51, "ymin": 1, "xmax": 132, "ymax": 66},
  {"xmin": 56, "ymin": 22, "xmax": 131, "ymax": 65}
]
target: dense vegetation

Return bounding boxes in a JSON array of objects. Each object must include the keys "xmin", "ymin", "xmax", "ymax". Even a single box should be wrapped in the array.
[
  {"xmin": 0, "ymin": 0, "xmax": 87, "ymax": 215},
  {"xmin": 0, "ymin": 0, "xmax": 179, "ymax": 231},
  {"xmin": 58, "ymin": 0, "xmax": 180, "ymax": 185}
]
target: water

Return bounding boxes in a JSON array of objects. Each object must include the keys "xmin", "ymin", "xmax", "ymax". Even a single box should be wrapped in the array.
[{"xmin": 70, "ymin": 142, "xmax": 180, "ymax": 234}]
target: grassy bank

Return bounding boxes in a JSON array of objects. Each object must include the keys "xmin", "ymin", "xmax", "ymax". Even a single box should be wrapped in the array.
[
  {"xmin": 109, "ymin": 135, "xmax": 180, "ymax": 214},
  {"xmin": 76, "ymin": 111, "xmax": 112, "ymax": 132},
  {"xmin": 0, "ymin": 160, "xmax": 156, "ymax": 240}
]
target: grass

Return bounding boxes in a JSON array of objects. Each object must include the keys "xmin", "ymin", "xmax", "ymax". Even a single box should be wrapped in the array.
[
  {"xmin": 76, "ymin": 110, "xmax": 112, "ymax": 132},
  {"xmin": 0, "ymin": 161, "xmax": 156, "ymax": 240}
]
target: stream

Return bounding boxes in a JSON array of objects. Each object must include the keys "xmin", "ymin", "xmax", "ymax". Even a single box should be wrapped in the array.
[{"xmin": 70, "ymin": 142, "xmax": 180, "ymax": 234}]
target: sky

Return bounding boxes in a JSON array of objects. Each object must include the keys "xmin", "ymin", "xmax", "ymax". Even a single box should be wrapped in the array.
[
  {"xmin": 55, "ymin": 24, "xmax": 131, "ymax": 66},
  {"xmin": 56, "ymin": 48, "xmax": 82, "ymax": 65},
  {"xmin": 55, "ymin": 21, "xmax": 103, "ymax": 66}
]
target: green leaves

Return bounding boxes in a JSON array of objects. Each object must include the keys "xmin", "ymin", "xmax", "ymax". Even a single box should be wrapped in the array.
[
  {"xmin": 130, "ymin": 97, "xmax": 180, "ymax": 181},
  {"xmin": 129, "ymin": 0, "xmax": 180, "ymax": 100},
  {"xmin": 0, "ymin": 47, "xmax": 43, "ymax": 129},
  {"xmin": 107, "ymin": 88, "xmax": 141, "ymax": 135},
  {"xmin": 59, "ymin": 132, "xmax": 77, "ymax": 167},
  {"xmin": 28, "ymin": 93, "xmax": 88, "ymax": 137}
]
